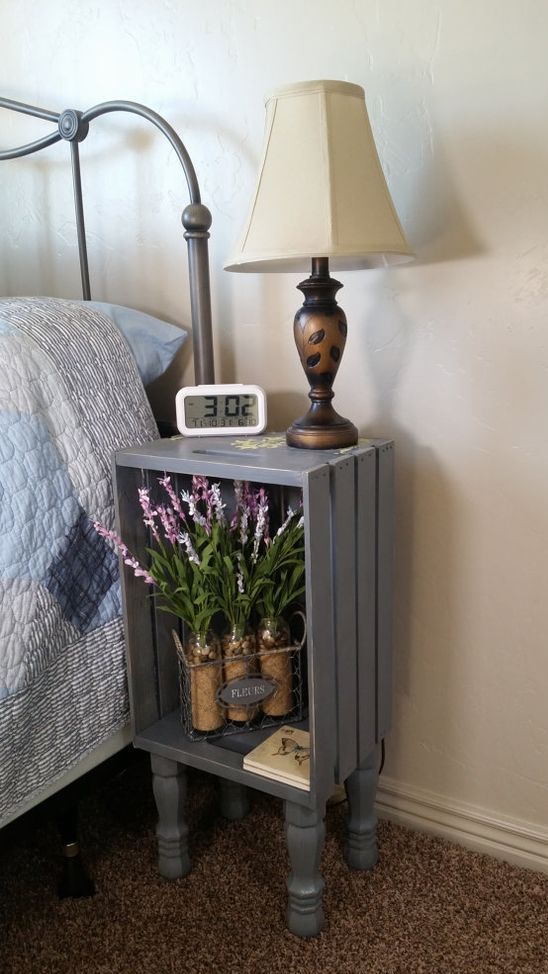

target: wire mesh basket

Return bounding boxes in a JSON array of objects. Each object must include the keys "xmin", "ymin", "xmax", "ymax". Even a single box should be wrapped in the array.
[{"xmin": 176, "ymin": 638, "xmax": 305, "ymax": 742}]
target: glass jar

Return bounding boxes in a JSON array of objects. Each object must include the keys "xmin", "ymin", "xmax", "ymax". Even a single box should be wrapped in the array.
[
  {"xmin": 256, "ymin": 617, "xmax": 293, "ymax": 717},
  {"xmin": 185, "ymin": 630, "xmax": 224, "ymax": 733},
  {"xmin": 222, "ymin": 623, "xmax": 257, "ymax": 723}
]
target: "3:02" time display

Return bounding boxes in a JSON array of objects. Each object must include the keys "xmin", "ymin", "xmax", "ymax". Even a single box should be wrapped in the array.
[
  {"xmin": 176, "ymin": 383, "xmax": 267, "ymax": 437},
  {"xmin": 184, "ymin": 393, "xmax": 259, "ymax": 428}
]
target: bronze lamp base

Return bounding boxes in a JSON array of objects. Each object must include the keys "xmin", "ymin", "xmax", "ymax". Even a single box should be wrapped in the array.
[
  {"xmin": 286, "ymin": 408, "xmax": 358, "ymax": 450},
  {"xmin": 286, "ymin": 257, "xmax": 358, "ymax": 451}
]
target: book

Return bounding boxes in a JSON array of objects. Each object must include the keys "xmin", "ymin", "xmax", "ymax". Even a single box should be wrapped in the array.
[{"xmin": 243, "ymin": 725, "xmax": 310, "ymax": 791}]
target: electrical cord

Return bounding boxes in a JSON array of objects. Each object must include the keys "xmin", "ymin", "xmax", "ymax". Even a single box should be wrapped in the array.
[{"xmin": 379, "ymin": 738, "xmax": 386, "ymax": 776}]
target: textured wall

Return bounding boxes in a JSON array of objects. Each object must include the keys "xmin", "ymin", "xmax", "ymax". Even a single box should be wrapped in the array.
[{"xmin": 2, "ymin": 1, "xmax": 547, "ymax": 834}]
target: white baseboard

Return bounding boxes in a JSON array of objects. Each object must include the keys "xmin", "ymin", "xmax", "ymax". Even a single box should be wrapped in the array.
[{"xmin": 375, "ymin": 775, "xmax": 548, "ymax": 875}]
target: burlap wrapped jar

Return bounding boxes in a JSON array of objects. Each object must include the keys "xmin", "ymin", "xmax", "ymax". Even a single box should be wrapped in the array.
[{"xmin": 222, "ymin": 624, "xmax": 258, "ymax": 723}]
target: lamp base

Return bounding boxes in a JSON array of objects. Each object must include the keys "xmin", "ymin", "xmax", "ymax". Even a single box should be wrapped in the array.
[
  {"xmin": 287, "ymin": 257, "xmax": 358, "ymax": 451},
  {"xmin": 286, "ymin": 408, "xmax": 358, "ymax": 450}
]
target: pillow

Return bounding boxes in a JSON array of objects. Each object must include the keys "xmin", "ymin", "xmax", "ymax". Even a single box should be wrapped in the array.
[{"xmin": 89, "ymin": 301, "xmax": 187, "ymax": 385}]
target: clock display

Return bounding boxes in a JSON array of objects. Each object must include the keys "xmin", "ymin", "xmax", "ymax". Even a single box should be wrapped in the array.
[
  {"xmin": 184, "ymin": 393, "xmax": 259, "ymax": 430},
  {"xmin": 176, "ymin": 383, "xmax": 266, "ymax": 437}
]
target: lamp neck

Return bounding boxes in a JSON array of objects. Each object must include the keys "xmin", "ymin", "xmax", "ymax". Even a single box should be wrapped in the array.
[
  {"xmin": 311, "ymin": 256, "xmax": 329, "ymax": 278},
  {"xmin": 297, "ymin": 257, "xmax": 342, "ymax": 307}
]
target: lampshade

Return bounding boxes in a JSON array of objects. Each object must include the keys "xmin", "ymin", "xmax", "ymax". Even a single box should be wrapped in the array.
[{"xmin": 225, "ymin": 79, "xmax": 413, "ymax": 274}]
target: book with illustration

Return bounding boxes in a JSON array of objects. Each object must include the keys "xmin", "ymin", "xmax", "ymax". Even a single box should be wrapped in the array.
[{"xmin": 243, "ymin": 725, "xmax": 310, "ymax": 791}]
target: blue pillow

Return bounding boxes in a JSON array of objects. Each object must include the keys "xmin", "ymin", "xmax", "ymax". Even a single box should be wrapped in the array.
[{"xmin": 89, "ymin": 301, "xmax": 187, "ymax": 385}]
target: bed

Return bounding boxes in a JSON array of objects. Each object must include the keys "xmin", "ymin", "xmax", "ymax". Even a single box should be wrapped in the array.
[{"xmin": 0, "ymin": 96, "xmax": 215, "ymax": 832}]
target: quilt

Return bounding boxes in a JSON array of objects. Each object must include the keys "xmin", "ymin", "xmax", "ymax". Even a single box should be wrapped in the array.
[{"xmin": 0, "ymin": 297, "xmax": 159, "ymax": 821}]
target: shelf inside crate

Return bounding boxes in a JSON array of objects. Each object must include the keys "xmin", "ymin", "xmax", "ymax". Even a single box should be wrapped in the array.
[{"xmin": 135, "ymin": 710, "xmax": 312, "ymax": 806}]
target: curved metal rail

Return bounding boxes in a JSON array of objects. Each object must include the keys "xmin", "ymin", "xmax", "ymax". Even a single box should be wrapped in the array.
[{"xmin": 0, "ymin": 96, "xmax": 214, "ymax": 384}]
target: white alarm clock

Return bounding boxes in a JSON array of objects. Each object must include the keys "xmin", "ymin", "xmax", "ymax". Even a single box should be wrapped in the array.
[{"xmin": 175, "ymin": 383, "xmax": 267, "ymax": 437}]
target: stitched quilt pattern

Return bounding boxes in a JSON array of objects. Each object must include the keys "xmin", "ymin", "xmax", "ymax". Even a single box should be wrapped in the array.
[{"xmin": 0, "ymin": 298, "xmax": 158, "ymax": 821}]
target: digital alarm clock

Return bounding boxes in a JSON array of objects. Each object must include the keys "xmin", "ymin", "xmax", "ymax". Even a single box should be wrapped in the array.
[{"xmin": 175, "ymin": 383, "xmax": 267, "ymax": 436}]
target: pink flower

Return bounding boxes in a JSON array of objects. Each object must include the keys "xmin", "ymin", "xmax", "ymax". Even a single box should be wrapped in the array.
[
  {"xmin": 243, "ymin": 482, "xmax": 258, "ymax": 518},
  {"xmin": 124, "ymin": 556, "xmax": 156, "ymax": 587},
  {"xmin": 93, "ymin": 521, "xmax": 155, "ymax": 586},
  {"xmin": 94, "ymin": 521, "xmax": 129, "ymax": 558},
  {"xmin": 157, "ymin": 505, "xmax": 179, "ymax": 545},
  {"xmin": 230, "ymin": 482, "xmax": 242, "ymax": 531},
  {"xmin": 230, "ymin": 480, "xmax": 253, "ymax": 540},
  {"xmin": 159, "ymin": 475, "xmax": 186, "ymax": 523}
]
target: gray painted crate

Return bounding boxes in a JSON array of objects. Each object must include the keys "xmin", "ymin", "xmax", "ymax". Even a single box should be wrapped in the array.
[{"xmin": 113, "ymin": 433, "xmax": 394, "ymax": 811}]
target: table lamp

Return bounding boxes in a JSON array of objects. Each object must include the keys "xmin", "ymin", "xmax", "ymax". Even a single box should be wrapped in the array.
[{"xmin": 225, "ymin": 80, "xmax": 413, "ymax": 449}]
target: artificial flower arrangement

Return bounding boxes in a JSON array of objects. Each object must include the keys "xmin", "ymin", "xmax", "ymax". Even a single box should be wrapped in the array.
[{"xmin": 95, "ymin": 474, "xmax": 306, "ymax": 736}]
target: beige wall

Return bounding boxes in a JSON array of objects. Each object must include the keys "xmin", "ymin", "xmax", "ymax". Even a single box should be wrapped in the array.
[{"xmin": 2, "ymin": 1, "xmax": 547, "ymax": 847}]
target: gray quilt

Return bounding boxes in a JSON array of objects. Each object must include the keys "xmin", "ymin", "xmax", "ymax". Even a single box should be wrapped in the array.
[{"xmin": 0, "ymin": 297, "xmax": 158, "ymax": 822}]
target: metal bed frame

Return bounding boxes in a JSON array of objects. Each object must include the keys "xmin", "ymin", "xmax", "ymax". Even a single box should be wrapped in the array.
[
  {"xmin": 0, "ymin": 95, "xmax": 215, "ymax": 384},
  {"xmin": 0, "ymin": 97, "xmax": 217, "ymax": 881}
]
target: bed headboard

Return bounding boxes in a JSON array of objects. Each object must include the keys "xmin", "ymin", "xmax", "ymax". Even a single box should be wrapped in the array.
[{"xmin": 0, "ymin": 96, "xmax": 215, "ymax": 384}]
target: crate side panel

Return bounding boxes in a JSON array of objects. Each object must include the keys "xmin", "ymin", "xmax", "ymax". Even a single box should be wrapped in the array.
[
  {"xmin": 329, "ymin": 456, "xmax": 358, "ymax": 783},
  {"xmin": 376, "ymin": 441, "xmax": 395, "ymax": 740},
  {"xmin": 355, "ymin": 448, "xmax": 377, "ymax": 762},
  {"xmin": 303, "ymin": 464, "xmax": 337, "ymax": 805},
  {"xmin": 113, "ymin": 463, "xmax": 160, "ymax": 734}
]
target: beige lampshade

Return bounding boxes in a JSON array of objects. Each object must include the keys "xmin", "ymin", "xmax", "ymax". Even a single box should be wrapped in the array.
[{"xmin": 225, "ymin": 79, "xmax": 413, "ymax": 274}]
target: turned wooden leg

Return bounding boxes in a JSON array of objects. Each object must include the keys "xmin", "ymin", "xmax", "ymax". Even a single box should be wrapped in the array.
[
  {"xmin": 284, "ymin": 801, "xmax": 325, "ymax": 938},
  {"xmin": 151, "ymin": 754, "xmax": 191, "ymax": 880},
  {"xmin": 218, "ymin": 778, "xmax": 250, "ymax": 821},
  {"xmin": 344, "ymin": 748, "xmax": 379, "ymax": 870}
]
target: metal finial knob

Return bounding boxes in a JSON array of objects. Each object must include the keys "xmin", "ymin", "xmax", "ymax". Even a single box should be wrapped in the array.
[
  {"xmin": 182, "ymin": 203, "xmax": 212, "ymax": 234},
  {"xmin": 58, "ymin": 109, "xmax": 89, "ymax": 143}
]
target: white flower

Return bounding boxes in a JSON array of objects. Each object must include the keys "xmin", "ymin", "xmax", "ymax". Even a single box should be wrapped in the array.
[
  {"xmin": 181, "ymin": 489, "xmax": 208, "ymax": 530},
  {"xmin": 239, "ymin": 508, "xmax": 249, "ymax": 547},
  {"xmin": 210, "ymin": 482, "xmax": 226, "ymax": 525},
  {"xmin": 236, "ymin": 551, "xmax": 245, "ymax": 594},
  {"xmin": 276, "ymin": 506, "xmax": 295, "ymax": 538},
  {"xmin": 178, "ymin": 531, "xmax": 200, "ymax": 565},
  {"xmin": 252, "ymin": 496, "xmax": 269, "ymax": 563}
]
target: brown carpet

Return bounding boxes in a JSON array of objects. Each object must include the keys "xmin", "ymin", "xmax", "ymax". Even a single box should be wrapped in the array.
[{"xmin": 1, "ymin": 753, "xmax": 547, "ymax": 974}]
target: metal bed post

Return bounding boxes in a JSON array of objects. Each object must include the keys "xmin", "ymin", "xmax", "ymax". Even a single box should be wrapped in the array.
[
  {"xmin": 69, "ymin": 139, "xmax": 91, "ymax": 301},
  {"xmin": 0, "ymin": 96, "xmax": 215, "ymax": 383}
]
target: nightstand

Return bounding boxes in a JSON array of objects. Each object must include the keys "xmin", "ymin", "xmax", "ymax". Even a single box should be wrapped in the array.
[{"xmin": 113, "ymin": 434, "xmax": 393, "ymax": 937}]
